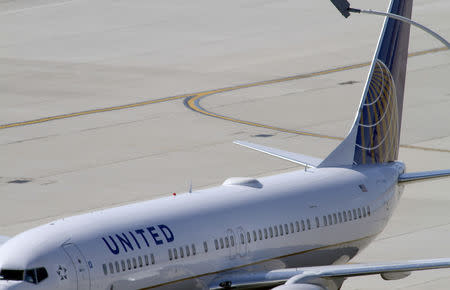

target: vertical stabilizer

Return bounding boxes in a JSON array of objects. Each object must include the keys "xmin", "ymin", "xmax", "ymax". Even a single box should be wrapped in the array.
[{"xmin": 319, "ymin": 0, "xmax": 412, "ymax": 167}]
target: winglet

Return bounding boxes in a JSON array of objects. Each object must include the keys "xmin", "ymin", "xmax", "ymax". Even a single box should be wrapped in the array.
[{"xmin": 234, "ymin": 140, "xmax": 322, "ymax": 168}]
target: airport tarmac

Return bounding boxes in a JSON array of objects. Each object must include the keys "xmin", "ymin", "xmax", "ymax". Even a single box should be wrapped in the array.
[{"xmin": 0, "ymin": 0, "xmax": 449, "ymax": 288}]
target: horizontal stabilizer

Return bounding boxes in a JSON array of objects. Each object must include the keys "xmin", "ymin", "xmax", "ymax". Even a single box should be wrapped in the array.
[
  {"xmin": 399, "ymin": 169, "xmax": 450, "ymax": 182},
  {"xmin": 234, "ymin": 140, "xmax": 322, "ymax": 167}
]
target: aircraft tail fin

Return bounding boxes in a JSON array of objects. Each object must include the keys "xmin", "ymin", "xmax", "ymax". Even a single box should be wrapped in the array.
[{"xmin": 319, "ymin": 0, "xmax": 413, "ymax": 167}]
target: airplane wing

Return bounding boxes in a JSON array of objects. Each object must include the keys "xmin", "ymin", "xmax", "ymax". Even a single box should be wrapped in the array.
[
  {"xmin": 209, "ymin": 258, "xmax": 450, "ymax": 289},
  {"xmin": 234, "ymin": 140, "xmax": 323, "ymax": 168},
  {"xmin": 0, "ymin": 235, "xmax": 9, "ymax": 247}
]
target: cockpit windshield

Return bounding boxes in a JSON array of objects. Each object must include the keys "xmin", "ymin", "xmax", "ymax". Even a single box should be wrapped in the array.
[{"xmin": 0, "ymin": 267, "xmax": 48, "ymax": 284}]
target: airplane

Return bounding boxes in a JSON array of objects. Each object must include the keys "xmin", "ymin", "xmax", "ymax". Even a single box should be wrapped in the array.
[{"xmin": 1, "ymin": 0, "xmax": 450, "ymax": 289}]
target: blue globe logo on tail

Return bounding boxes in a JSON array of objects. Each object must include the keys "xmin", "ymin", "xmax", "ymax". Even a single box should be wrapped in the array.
[{"xmin": 354, "ymin": 59, "xmax": 400, "ymax": 165}]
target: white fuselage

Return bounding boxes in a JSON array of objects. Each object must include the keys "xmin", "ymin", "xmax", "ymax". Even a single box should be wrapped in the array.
[{"xmin": 0, "ymin": 162, "xmax": 405, "ymax": 290}]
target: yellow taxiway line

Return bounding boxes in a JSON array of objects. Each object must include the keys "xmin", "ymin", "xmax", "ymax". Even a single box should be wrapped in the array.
[
  {"xmin": 1, "ymin": 46, "xmax": 446, "ymax": 131},
  {"xmin": 0, "ymin": 94, "xmax": 191, "ymax": 130},
  {"xmin": 1, "ymin": 46, "xmax": 448, "ymax": 154},
  {"xmin": 184, "ymin": 47, "xmax": 449, "ymax": 153}
]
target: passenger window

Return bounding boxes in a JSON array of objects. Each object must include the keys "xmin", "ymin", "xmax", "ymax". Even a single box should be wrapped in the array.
[
  {"xmin": 343, "ymin": 211, "xmax": 347, "ymax": 222},
  {"xmin": 290, "ymin": 223, "xmax": 294, "ymax": 233},
  {"xmin": 323, "ymin": 216, "xmax": 328, "ymax": 226},
  {"xmin": 204, "ymin": 241, "xmax": 209, "ymax": 253},
  {"xmin": 109, "ymin": 263, "xmax": 114, "ymax": 274},
  {"xmin": 328, "ymin": 215, "xmax": 332, "ymax": 225},
  {"xmin": 127, "ymin": 259, "xmax": 132, "ymax": 270},
  {"xmin": 168, "ymin": 249, "xmax": 173, "ymax": 260},
  {"xmin": 180, "ymin": 247, "xmax": 184, "ymax": 258},
  {"xmin": 315, "ymin": 217, "xmax": 320, "ymax": 228},
  {"xmin": 220, "ymin": 238, "xmax": 224, "ymax": 249},
  {"xmin": 362, "ymin": 207, "xmax": 367, "ymax": 217},
  {"xmin": 258, "ymin": 229, "xmax": 263, "ymax": 240},
  {"xmin": 151, "ymin": 254, "xmax": 155, "ymax": 264},
  {"xmin": 115, "ymin": 261, "xmax": 120, "ymax": 272},
  {"xmin": 173, "ymin": 248, "xmax": 178, "ymax": 259},
  {"xmin": 333, "ymin": 213, "xmax": 337, "ymax": 224},
  {"xmin": 348, "ymin": 210, "xmax": 352, "ymax": 221},
  {"xmin": 121, "ymin": 260, "xmax": 126, "ymax": 271},
  {"xmin": 103, "ymin": 264, "xmax": 108, "ymax": 275},
  {"xmin": 338, "ymin": 212, "xmax": 342, "ymax": 223},
  {"xmin": 144, "ymin": 255, "xmax": 149, "ymax": 266},
  {"xmin": 274, "ymin": 226, "xmax": 279, "ymax": 237},
  {"xmin": 253, "ymin": 230, "xmax": 257, "ymax": 241},
  {"xmin": 186, "ymin": 245, "xmax": 190, "ymax": 257},
  {"xmin": 353, "ymin": 209, "xmax": 357, "ymax": 219},
  {"xmin": 301, "ymin": 220, "xmax": 305, "ymax": 231},
  {"xmin": 269, "ymin": 227, "xmax": 273, "ymax": 238},
  {"xmin": 138, "ymin": 256, "xmax": 143, "ymax": 267},
  {"xmin": 132, "ymin": 258, "xmax": 137, "ymax": 268},
  {"xmin": 264, "ymin": 228, "xmax": 268, "ymax": 239},
  {"xmin": 284, "ymin": 224, "xmax": 289, "ymax": 235},
  {"xmin": 279, "ymin": 225, "xmax": 284, "ymax": 236},
  {"xmin": 240, "ymin": 233, "xmax": 245, "ymax": 244},
  {"xmin": 358, "ymin": 208, "xmax": 362, "ymax": 219},
  {"xmin": 296, "ymin": 221, "xmax": 300, "ymax": 232},
  {"xmin": 230, "ymin": 236, "xmax": 235, "ymax": 247},
  {"xmin": 367, "ymin": 206, "xmax": 371, "ymax": 216},
  {"xmin": 192, "ymin": 244, "xmax": 196, "ymax": 255},
  {"xmin": 225, "ymin": 237, "xmax": 229, "ymax": 248},
  {"xmin": 247, "ymin": 232, "xmax": 251, "ymax": 243},
  {"xmin": 214, "ymin": 239, "xmax": 219, "ymax": 250},
  {"xmin": 307, "ymin": 219, "xmax": 311, "ymax": 230}
]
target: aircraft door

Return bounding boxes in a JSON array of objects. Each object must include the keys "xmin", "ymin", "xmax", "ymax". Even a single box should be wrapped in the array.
[
  {"xmin": 236, "ymin": 226, "xmax": 248, "ymax": 257},
  {"xmin": 62, "ymin": 243, "xmax": 91, "ymax": 290},
  {"xmin": 226, "ymin": 229, "xmax": 237, "ymax": 259}
]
